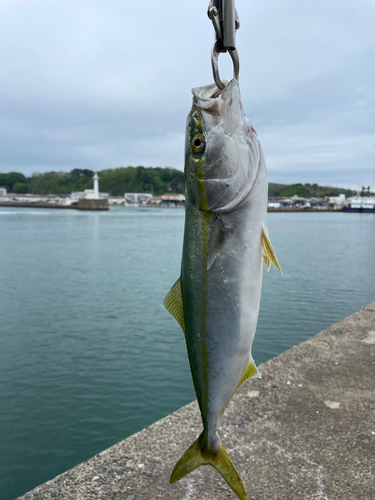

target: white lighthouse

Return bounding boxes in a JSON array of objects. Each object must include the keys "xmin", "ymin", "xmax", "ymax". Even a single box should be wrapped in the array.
[{"xmin": 93, "ymin": 172, "xmax": 99, "ymax": 200}]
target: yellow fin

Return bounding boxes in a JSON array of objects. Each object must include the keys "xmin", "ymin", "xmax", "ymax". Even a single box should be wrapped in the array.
[
  {"xmin": 171, "ymin": 433, "xmax": 247, "ymax": 500},
  {"xmin": 163, "ymin": 277, "xmax": 185, "ymax": 334},
  {"xmin": 220, "ymin": 360, "xmax": 261, "ymax": 418},
  {"xmin": 263, "ymin": 254, "xmax": 271, "ymax": 271},
  {"xmin": 237, "ymin": 360, "xmax": 261, "ymax": 390},
  {"xmin": 262, "ymin": 227, "xmax": 282, "ymax": 274}
]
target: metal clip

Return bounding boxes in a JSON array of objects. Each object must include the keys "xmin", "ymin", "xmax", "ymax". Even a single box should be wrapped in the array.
[
  {"xmin": 207, "ymin": 0, "xmax": 240, "ymax": 89},
  {"xmin": 207, "ymin": 0, "xmax": 240, "ymax": 51}
]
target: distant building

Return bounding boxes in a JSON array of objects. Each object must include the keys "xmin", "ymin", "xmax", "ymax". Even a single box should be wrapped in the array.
[
  {"xmin": 0, "ymin": 187, "xmax": 7, "ymax": 197},
  {"xmin": 268, "ymin": 202, "xmax": 282, "ymax": 209},
  {"xmin": 327, "ymin": 194, "xmax": 346, "ymax": 209},
  {"xmin": 108, "ymin": 197, "xmax": 125, "ymax": 206},
  {"xmin": 282, "ymin": 198, "xmax": 294, "ymax": 206},
  {"xmin": 71, "ymin": 190, "xmax": 109, "ymax": 203},
  {"xmin": 125, "ymin": 193, "xmax": 152, "ymax": 205},
  {"xmin": 144, "ymin": 196, "xmax": 162, "ymax": 207},
  {"xmin": 290, "ymin": 195, "xmax": 307, "ymax": 206},
  {"xmin": 308, "ymin": 197, "xmax": 322, "ymax": 207},
  {"xmin": 82, "ymin": 189, "xmax": 109, "ymax": 200},
  {"xmin": 160, "ymin": 193, "xmax": 185, "ymax": 207}
]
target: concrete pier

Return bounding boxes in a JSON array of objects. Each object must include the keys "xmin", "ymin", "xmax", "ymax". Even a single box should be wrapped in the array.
[
  {"xmin": 0, "ymin": 202, "xmax": 76, "ymax": 209},
  {"xmin": 17, "ymin": 303, "xmax": 375, "ymax": 500},
  {"xmin": 77, "ymin": 199, "xmax": 109, "ymax": 211}
]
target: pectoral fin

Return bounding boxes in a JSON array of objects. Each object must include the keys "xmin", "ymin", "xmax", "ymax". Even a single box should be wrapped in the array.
[
  {"xmin": 262, "ymin": 226, "xmax": 282, "ymax": 274},
  {"xmin": 263, "ymin": 254, "xmax": 271, "ymax": 271},
  {"xmin": 207, "ymin": 215, "xmax": 227, "ymax": 270},
  {"xmin": 163, "ymin": 277, "xmax": 185, "ymax": 335}
]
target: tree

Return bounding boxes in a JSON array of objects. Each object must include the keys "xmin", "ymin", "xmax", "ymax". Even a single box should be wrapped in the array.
[
  {"xmin": 13, "ymin": 182, "xmax": 29, "ymax": 193},
  {"xmin": 0, "ymin": 172, "xmax": 27, "ymax": 191}
]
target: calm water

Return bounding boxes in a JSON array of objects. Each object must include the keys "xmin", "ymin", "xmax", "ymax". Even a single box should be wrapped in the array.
[{"xmin": 1, "ymin": 207, "xmax": 374, "ymax": 499}]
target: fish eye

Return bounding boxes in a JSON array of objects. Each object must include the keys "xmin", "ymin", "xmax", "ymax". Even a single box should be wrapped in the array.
[{"xmin": 191, "ymin": 133, "xmax": 205, "ymax": 153}]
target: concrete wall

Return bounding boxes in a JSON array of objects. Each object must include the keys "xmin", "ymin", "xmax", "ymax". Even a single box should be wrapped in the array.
[
  {"xmin": 17, "ymin": 303, "xmax": 375, "ymax": 500},
  {"xmin": 0, "ymin": 202, "xmax": 75, "ymax": 209},
  {"xmin": 77, "ymin": 199, "xmax": 109, "ymax": 211}
]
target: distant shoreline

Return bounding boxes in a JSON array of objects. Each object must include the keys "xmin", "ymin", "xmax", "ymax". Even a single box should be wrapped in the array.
[{"xmin": 0, "ymin": 202, "xmax": 348, "ymax": 213}]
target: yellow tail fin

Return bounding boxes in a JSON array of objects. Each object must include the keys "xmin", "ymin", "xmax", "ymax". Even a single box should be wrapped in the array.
[{"xmin": 170, "ymin": 433, "xmax": 247, "ymax": 500}]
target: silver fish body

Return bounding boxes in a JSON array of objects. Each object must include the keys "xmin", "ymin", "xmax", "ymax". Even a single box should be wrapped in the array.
[{"xmin": 164, "ymin": 79, "xmax": 281, "ymax": 500}]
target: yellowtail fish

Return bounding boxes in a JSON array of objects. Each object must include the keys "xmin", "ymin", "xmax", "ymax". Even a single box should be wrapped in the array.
[{"xmin": 164, "ymin": 79, "xmax": 282, "ymax": 500}]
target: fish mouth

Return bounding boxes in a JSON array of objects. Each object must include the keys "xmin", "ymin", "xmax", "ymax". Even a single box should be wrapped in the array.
[
  {"xmin": 191, "ymin": 81, "xmax": 229, "ymax": 128},
  {"xmin": 192, "ymin": 79, "xmax": 250, "ymax": 136},
  {"xmin": 192, "ymin": 81, "xmax": 228, "ymax": 102}
]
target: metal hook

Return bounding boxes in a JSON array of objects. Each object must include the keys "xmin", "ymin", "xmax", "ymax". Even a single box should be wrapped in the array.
[
  {"xmin": 208, "ymin": 0, "xmax": 240, "ymax": 88},
  {"xmin": 211, "ymin": 39, "xmax": 239, "ymax": 90}
]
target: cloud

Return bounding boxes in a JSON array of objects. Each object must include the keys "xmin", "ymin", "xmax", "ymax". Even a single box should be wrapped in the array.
[{"xmin": 0, "ymin": 0, "xmax": 374, "ymax": 187}]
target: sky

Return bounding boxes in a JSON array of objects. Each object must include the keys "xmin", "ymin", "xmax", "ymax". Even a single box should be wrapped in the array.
[{"xmin": 0, "ymin": 0, "xmax": 374, "ymax": 188}]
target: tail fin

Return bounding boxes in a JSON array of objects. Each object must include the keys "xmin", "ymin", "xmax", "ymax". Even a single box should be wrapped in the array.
[{"xmin": 170, "ymin": 433, "xmax": 247, "ymax": 500}]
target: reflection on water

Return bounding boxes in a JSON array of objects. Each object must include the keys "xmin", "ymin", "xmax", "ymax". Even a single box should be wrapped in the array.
[{"xmin": 0, "ymin": 207, "xmax": 374, "ymax": 499}]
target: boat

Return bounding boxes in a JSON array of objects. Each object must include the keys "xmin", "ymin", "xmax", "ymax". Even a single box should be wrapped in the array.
[
  {"xmin": 342, "ymin": 187, "xmax": 375, "ymax": 213},
  {"xmin": 343, "ymin": 146, "xmax": 375, "ymax": 212}
]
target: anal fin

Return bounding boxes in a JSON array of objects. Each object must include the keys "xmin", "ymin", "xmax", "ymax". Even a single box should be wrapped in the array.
[
  {"xmin": 237, "ymin": 360, "xmax": 261, "ymax": 389},
  {"xmin": 163, "ymin": 277, "xmax": 185, "ymax": 335},
  {"xmin": 221, "ymin": 360, "xmax": 261, "ymax": 418},
  {"xmin": 262, "ymin": 226, "xmax": 282, "ymax": 274}
]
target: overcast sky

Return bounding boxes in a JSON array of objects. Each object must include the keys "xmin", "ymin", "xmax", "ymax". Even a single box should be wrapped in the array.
[{"xmin": 0, "ymin": 0, "xmax": 374, "ymax": 187}]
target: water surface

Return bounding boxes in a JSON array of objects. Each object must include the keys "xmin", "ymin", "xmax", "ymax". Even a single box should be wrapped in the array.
[{"xmin": 0, "ymin": 207, "xmax": 374, "ymax": 499}]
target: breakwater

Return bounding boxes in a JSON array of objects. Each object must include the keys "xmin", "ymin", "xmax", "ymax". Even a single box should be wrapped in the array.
[
  {"xmin": 0, "ymin": 202, "xmax": 76, "ymax": 209},
  {"xmin": 0, "ymin": 200, "xmax": 109, "ymax": 211},
  {"xmin": 16, "ymin": 302, "xmax": 375, "ymax": 500}
]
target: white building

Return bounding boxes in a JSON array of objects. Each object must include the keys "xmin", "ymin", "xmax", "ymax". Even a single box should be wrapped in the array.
[
  {"xmin": 328, "ymin": 194, "xmax": 346, "ymax": 208},
  {"xmin": 0, "ymin": 187, "xmax": 7, "ymax": 197},
  {"xmin": 125, "ymin": 193, "xmax": 152, "ymax": 205}
]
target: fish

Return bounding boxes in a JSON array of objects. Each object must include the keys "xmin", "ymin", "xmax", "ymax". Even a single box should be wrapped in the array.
[{"xmin": 163, "ymin": 78, "xmax": 282, "ymax": 500}]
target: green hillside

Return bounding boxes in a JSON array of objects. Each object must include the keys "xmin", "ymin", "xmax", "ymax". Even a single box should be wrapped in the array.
[
  {"xmin": 0, "ymin": 168, "xmax": 360, "ymax": 198},
  {"xmin": 268, "ymin": 182, "xmax": 357, "ymax": 198},
  {"xmin": 0, "ymin": 167, "xmax": 184, "ymax": 196}
]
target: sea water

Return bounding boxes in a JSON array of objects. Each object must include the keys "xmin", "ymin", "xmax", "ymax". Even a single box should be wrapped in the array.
[{"xmin": 1, "ymin": 207, "xmax": 374, "ymax": 499}]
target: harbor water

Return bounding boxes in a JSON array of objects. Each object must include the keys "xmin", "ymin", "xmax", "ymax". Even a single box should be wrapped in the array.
[{"xmin": 1, "ymin": 207, "xmax": 374, "ymax": 500}]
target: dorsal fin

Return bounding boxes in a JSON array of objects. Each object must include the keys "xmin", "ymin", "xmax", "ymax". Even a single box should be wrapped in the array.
[
  {"xmin": 163, "ymin": 277, "xmax": 185, "ymax": 335},
  {"xmin": 262, "ymin": 226, "xmax": 282, "ymax": 274}
]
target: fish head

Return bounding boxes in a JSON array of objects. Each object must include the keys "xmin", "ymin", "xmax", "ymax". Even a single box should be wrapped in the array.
[{"xmin": 185, "ymin": 79, "xmax": 261, "ymax": 213}]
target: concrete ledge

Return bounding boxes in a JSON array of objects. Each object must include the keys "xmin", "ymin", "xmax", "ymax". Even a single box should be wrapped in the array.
[
  {"xmin": 77, "ymin": 199, "xmax": 109, "ymax": 210},
  {"xmin": 17, "ymin": 304, "xmax": 375, "ymax": 500},
  {"xmin": 0, "ymin": 202, "xmax": 76, "ymax": 209}
]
